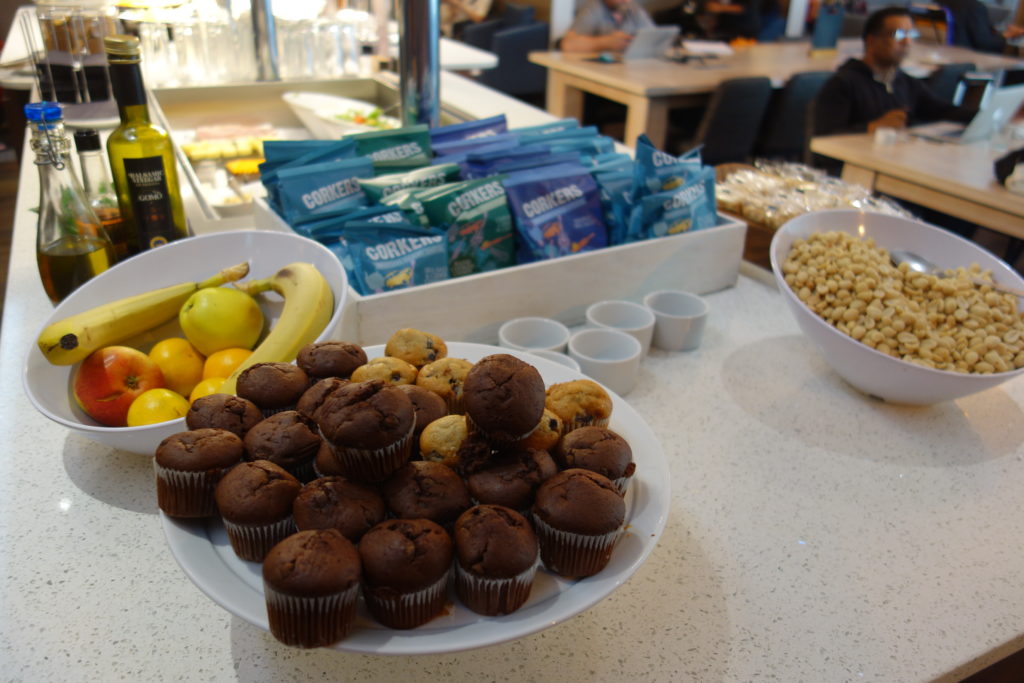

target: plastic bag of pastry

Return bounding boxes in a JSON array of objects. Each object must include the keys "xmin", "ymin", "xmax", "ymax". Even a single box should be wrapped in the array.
[
  {"xmin": 633, "ymin": 134, "xmax": 703, "ymax": 195},
  {"xmin": 626, "ymin": 166, "xmax": 716, "ymax": 241},
  {"xmin": 276, "ymin": 156, "xmax": 373, "ymax": 225},
  {"xmin": 430, "ymin": 115, "xmax": 509, "ymax": 148},
  {"xmin": 334, "ymin": 223, "xmax": 449, "ymax": 295},
  {"xmin": 509, "ymin": 117, "xmax": 580, "ymax": 136},
  {"xmin": 419, "ymin": 176, "xmax": 516, "ymax": 277},
  {"xmin": 349, "ymin": 124, "xmax": 432, "ymax": 174},
  {"xmin": 359, "ymin": 163, "xmax": 462, "ymax": 203},
  {"xmin": 593, "ymin": 169, "xmax": 635, "ymax": 246},
  {"xmin": 503, "ymin": 161, "xmax": 607, "ymax": 263}
]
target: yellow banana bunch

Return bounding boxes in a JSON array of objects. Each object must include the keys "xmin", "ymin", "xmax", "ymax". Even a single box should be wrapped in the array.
[
  {"xmin": 37, "ymin": 262, "xmax": 250, "ymax": 366},
  {"xmin": 220, "ymin": 262, "xmax": 334, "ymax": 395}
]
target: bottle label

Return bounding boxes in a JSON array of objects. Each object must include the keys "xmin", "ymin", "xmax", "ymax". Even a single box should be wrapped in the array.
[{"xmin": 124, "ymin": 156, "xmax": 175, "ymax": 250}]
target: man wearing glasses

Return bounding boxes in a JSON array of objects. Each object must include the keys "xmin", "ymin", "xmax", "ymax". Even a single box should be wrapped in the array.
[{"xmin": 813, "ymin": 6, "xmax": 976, "ymax": 136}]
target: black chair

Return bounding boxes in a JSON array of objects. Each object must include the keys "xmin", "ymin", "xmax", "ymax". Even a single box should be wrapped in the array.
[
  {"xmin": 927, "ymin": 62, "xmax": 976, "ymax": 102},
  {"xmin": 693, "ymin": 77, "xmax": 774, "ymax": 166},
  {"xmin": 756, "ymin": 70, "xmax": 833, "ymax": 162},
  {"xmin": 501, "ymin": 3, "xmax": 536, "ymax": 27},
  {"xmin": 477, "ymin": 22, "xmax": 550, "ymax": 101},
  {"xmin": 461, "ymin": 18, "xmax": 504, "ymax": 51}
]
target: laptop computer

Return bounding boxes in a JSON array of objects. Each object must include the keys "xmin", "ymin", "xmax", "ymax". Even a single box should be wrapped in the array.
[
  {"xmin": 910, "ymin": 83, "xmax": 1024, "ymax": 144},
  {"xmin": 621, "ymin": 26, "xmax": 680, "ymax": 61}
]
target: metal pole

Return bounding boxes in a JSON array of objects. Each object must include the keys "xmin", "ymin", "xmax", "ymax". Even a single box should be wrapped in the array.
[
  {"xmin": 251, "ymin": 0, "xmax": 279, "ymax": 81},
  {"xmin": 397, "ymin": 0, "xmax": 440, "ymax": 127}
]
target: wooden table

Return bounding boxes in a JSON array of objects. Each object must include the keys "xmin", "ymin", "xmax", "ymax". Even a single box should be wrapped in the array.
[
  {"xmin": 811, "ymin": 132, "xmax": 1024, "ymax": 238},
  {"xmin": 530, "ymin": 39, "xmax": 1024, "ymax": 149}
]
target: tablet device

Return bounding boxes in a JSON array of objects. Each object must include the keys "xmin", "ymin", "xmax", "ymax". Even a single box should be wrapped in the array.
[{"xmin": 622, "ymin": 26, "xmax": 680, "ymax": 61}]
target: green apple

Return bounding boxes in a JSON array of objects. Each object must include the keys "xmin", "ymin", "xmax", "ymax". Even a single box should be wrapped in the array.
[{"xmin": 179, "ymin": 287, "xmax": 264, "ymax": 356}]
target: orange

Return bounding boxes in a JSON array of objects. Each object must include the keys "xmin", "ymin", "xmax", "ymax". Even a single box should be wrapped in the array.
[
  {"xmin": 190, "ymin": 377, "xmax": 227, "ymax": 403},
  {"xmin": 126, "ymin": 388, "xmax": 190, "ymax": 426},
  {"xmin": 149, "ymin": 337, "xmax": 206, "ymax": 398},
  {"xmin": 203, "ymin": 348, "xmax": 252, "ymax": 380}
]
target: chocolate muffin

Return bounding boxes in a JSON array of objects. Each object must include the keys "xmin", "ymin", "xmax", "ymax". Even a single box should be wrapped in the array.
[
  {"xmin": 351, "ymin": 356, "xmax": 419, "ymax": 385},
  {"xmin": 358, "ymin": 518, "xmax": 454, "ymax": 629},
  {"xmin": 462, "ymin": 354, "xmax": 545, "ymax": 446},
  {"xmin": 295, "ymin": 376, "xmax": 349, "ymax": 421},
  {"xmin": 465, "ymin": 447, "xmax": 557, "ymax": 511},
  {"xmin": 215, "ymin": 460, "xmax": 302, "ymax": 561},
  {"xmin": 315, "ymin": 380, "xmax": 416, "ymax": 482},
  {"xmin": 262, "ymin": 528, "xmax": 361, "ymax": 648},
  {"xmin": 396, "ymin": 384, "xmax": 447, "ymax": 437},
  {"xmin": 154, "ymin": 428, "xmax": 245, "ymax": 518},
  {"xmin": 296, "ymin": 341, "xmax": 367, "ymax": 380},
  {"xmin": 558, "ymin": 426, "xmax": 636, "ymax": 495},
  {"xmin": 531, "ymin": 468, "xmax": 625, "ymax": 578},
  {"xmin": 292, "ymin": 476, "xmax": 386, "ymax": 543},
  {"xmin": 185, "ymin": 393, "xmax": 263, "ymax": 438},
  {"xmin": 236, "ymin": 362, "xmax": 310, "ymax": 416},
  {"xmin": 384, "ymin": 328, "xmax": 448, "ymax": 367},
  {"xmin": 313, "ymin": 440, "xmax": 346, "ymax": 478},
  {"xmin": 415, "ymin": 357, "xmax": 473, "ymax": 413},
  {"xmin": 382, "ymin": 460, "xmax": 471, "ymax": 526},
  {"xmin": 243, "ymin": 410, "xmax": 322, "ymax": 483},
  {"xmin": 453, "ymin": 504, "xmax": 539, "ymax": 615}
]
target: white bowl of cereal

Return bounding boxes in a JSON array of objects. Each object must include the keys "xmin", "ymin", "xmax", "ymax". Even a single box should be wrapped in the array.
[{"xmin": 770, "ymin": 210, "xmax": 1024, "ymax": 404}]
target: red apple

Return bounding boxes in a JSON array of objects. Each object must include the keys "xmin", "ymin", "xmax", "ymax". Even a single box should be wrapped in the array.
[{"xmin": 73, "ymin": 346, "xmax": 166, "ymax": 427}]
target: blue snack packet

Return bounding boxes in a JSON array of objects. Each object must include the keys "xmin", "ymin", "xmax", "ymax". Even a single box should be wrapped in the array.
[
  {"xmin": 276, "ymin": 156, "xmax": 373, "ymax": 225},
  {"xmin": 593, "ymin": 169, "xmax": 636, "ymax": 246},
  {"xmin": 509, "ymin": 118, "xmax": 580, "ymax": 136},
  {"xmin": 420, "ymin": 175, "xmax": 516, "ymax": 277},
  {"xmin": 358, "ymin": 162, "xmax": 462, "ymax": 203},
  {"xmin": 334, "ymin": 223, "xmax": 449, "ymax": 295},
  {"xmin": 503, "ymin": 162, "xmax": 607, "ymax": 263},
  {"xmin": 633, "ymin": 133, "xmax": 704, "ymax": 196},
  {"xmin": 304, "ymin": 205, "xmax": 408, "ymax": 240},
  {"xmin": 587, "ymin": 152, "xmax": 635, "ymax": 176},
  {"xmin": 464, "ymin": 150, "xmax": 582, "ymax": 180},
  {"xmin": 261, "ymin": 140, "xmax": 359, "ymax": 213},
  {"xmin": 626, "ymin": 166, "xmax": 717, "ymax": 241},
  {"xmin": 429, "ymin": 114, "xmax": 508, "ymax": 146},
  {"xmin": 431, "ymin": 133, "xmax": 521, "ymax": 159}
]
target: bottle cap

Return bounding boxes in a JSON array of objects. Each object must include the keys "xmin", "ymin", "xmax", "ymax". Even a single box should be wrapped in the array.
[
  {"xmin": 24, "ymin": 101, "xmax": 63, "ymax": 123},
  {"xmin": 104, "ymin": 34, "xmax": 141, "ymax": 63},
  {"xmin": 74, "ymin": 129, "xmax": 102, "ymax": 152}
]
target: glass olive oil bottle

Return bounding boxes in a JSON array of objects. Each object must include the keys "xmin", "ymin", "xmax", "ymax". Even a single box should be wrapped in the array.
[
  {"xmin": 103, "ymin": 34, "xmax": 188, "ymax": 255},
  {"xmin": 74, "ymin": 129, "xmax": 130, "ymax": 260}
]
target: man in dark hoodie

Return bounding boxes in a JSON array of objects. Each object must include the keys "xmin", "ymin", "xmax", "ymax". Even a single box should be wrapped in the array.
[{"xmin": 813, "ymin": 6, "xmax": 977, "ymax": 136}]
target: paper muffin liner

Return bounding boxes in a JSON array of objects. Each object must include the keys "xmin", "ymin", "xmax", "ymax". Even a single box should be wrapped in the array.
[
  {"xmin": 327, "ymin": 422, "xmax": 414, "ymax": 483},
  {"xmin": 363, "ymin": 567, "xmax": 452, "ymax": 629},
  {"xmin": 259, "ymin": 404, "xmax": 295, "ymax": 419},
  {"xmin": 612, "ymin": 472, "xmax": 633, "ymax": 497},
  {"xmin": 285, "ymin": 457, "xmax": 318, "ymax": 484},
  {"xmin": 443, "ymin": 392, "xmax": 465, "ymax": 416},
  {"xmin": 531, "ymin": 513, "xmax": 622, "ymax": 578},
  {"xmin": 455, "ymin": 552, "xmax": 539, "ymax": 616},
  {"xmin": 263, "ymin": 580, "xmax": 359, "ymax": 648},
  {"xmin": 465, "ymin": 412, "xmax": 539, "ymax": 449},
  {"xmin": 153, "ymin": 461, "xmax": 226, "ymax": 518},
  {"xmin": 559, "ymin": 415, "xmax": 611, "ymax": 437},
  {"xmin": 222, "ymin": 516, "xmax": 296, "ymax": 562}
]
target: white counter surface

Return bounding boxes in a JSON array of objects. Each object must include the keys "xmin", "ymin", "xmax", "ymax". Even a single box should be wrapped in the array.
[{"xmin": 4, "ymin": 81, "xmax": 1024, "ymax": 683}]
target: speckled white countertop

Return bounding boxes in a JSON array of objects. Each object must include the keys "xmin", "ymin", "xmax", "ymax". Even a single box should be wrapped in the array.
[{"xmin": 5, "ymin": 77, "xmax": 1024, "ymax": 683}]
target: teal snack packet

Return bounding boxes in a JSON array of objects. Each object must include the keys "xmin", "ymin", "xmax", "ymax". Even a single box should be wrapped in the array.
[
  {"xmin": 431, "ymin": 133, "xmax": 521, "ymax": 158},
  {"xmin": 305, "ymin": 205, "xmax": 408, "ymax": 240},
  {"xmin": 429, "ymin": 114, "xmax": 508, "ymax": 146},
  {"xmin": 261, "ymin": 140, "xmax": 359, "ymax": 213},
  {"xmin": 350, "ymin": 124, "xmax": 433, "ymax": 171},
  {"xmin": 516, "ymin": 125, "xmax": 599, "ymax": 146},
  {"xmin": 359, "ymin": 163, "xmax": 462, "ymax": 203},
  {"xmin": 588, "ymin": 152, "xmax": 635, "ymax": 175},
  {"xmin": 633, "ymin": 133, "xmax": 704, "ymax": 196},
  {"xmin": 465, "ymin": 150, "xmax": 582, "ymax": 179},
  {"xmin": 276, "ymin": 156, "xmax": 373, "ymax": 225},
  {"xmin": 503, "ymin": 162, "xmax": 607, "ymax": 263},
  {"xmin": 420, "ymin": 176, "xmax": 515, "ymax": 277},
  {"xmin": 593, "ymin": 169, "xmax": 635, "ymax": 246},
  {"xmin": 626, "ymin": 166, "xmax": 717, "ymax": 241},
  {"xmin": 509, "ymin": 118, "xmax": 580, "ymax": 136},
  {"xmin": 381, "ymin": 187, "xmax": 432, "ymax": 227},
  {"xmin": 334, "ymin": 223, "xmax": 449, "ymax": 295}
]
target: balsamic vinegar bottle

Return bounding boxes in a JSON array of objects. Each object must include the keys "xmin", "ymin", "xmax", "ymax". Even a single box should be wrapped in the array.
[{"xmin": 103, "ymin": 34, "xmax": 188, "ymax": 255}]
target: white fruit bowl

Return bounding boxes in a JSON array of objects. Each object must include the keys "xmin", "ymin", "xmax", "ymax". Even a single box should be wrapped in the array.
[
  {"xmin": 23, "ymin": 230, "xmax": 349, "ymax": 455},
  {"xmin": 770, "ymin": 210, "xmax": 1024, "ymax": 405}
]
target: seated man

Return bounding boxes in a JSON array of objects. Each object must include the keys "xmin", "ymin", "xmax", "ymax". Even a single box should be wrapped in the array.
[
  {"xmin": 560, "ymin": 0, "xmax": 655, "ymax": 53},
  {"xmin": 941, "ymin": 0, "xmax": 1024, "ymax": 55},
  {"xmin": 440, "ymin": 0, "xmax": 494, "ymax": 39},
  {"xmin": 813, "ymin": 6, "xmax": 977, "ymax": 136}
]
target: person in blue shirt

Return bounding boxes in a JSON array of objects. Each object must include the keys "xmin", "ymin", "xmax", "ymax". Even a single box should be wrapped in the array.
[
  {"xmin": 940, "ymin": 0, "xmax": 1024, "ymax": 54},
  {"xmin": 560, "ymin": 0, "xmax": 655, "ymax": 53}
]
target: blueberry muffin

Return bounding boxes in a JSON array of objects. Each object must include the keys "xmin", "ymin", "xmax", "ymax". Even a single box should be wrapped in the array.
[
  {"xmin": 351, "ymin": 356, "xmax": 419, "ymax": 386},
  {"xmin": 415, "ymin": 357, "xmax": 474, "ymax": 413},
  {"xmin": 418, "ymin": 414, "xmax": 469, "ymax": 468},
  {"xmin": 544, "ymin": 379, "xmax": 613, "ymax": 435},
  {"xmin": 384, "ymin": 328, "xmax": 448, "ymax": 368},
  {"xmin": 521, "ymin": 408, "xmax": 564, "ymax": 453}
]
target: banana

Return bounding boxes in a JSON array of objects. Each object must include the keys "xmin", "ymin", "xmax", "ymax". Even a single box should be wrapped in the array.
[
  {"xmin": 37, "ymin": 262, "xmax": 250, "ymax": 366},
  {"xmin": 220, "ymin": 262, "xmax": 335, "ymax": 395}
]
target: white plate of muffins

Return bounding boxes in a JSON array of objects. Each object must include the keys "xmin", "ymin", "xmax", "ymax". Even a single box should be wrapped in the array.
[{"xmin": 160, "ymin": 340, "xmax": 671, "ymax": 654}]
